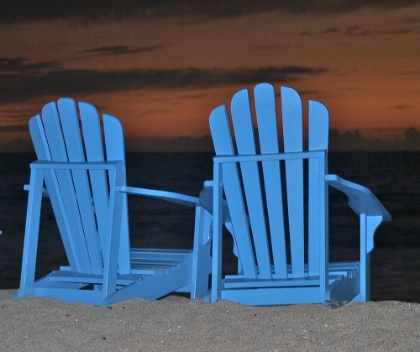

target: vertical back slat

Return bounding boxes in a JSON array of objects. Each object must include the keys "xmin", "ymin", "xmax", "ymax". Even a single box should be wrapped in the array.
[
  {"xmin": 29, "ymin": 115, "xmax": 79, "ymax": 270},
  {"xmin": 231, "ymin": 89, "xmax": 271, "ymax": 278},
  {"xmin": 308, "ymin": 101, "xmax": 329, "ymax": 152},
  {"xmin": 103, "ymin": 114, "xmax": 131, "ymax": 274},
  {"xmin": 40, "ymin": 103, "xmax": 92, "ymax": 272},
  {"xmin": 58, "ymin": 99, "xmax": 103, "ymax": 274},
  {"xmin": 281, "ymin": 87, "xmax": 305, "ymax": 278},
  {"xmin": 308, "ymin": 100, "xmax": 329, "ymax": 279},
  {"xmin": 78, "ymin": 101, "xmax": 113, "ymax": 270},
  {"xmin": 254, "ymin": 83, "xmax": 288, "ymax": 278},
  {"xmin": 209, "ymin": 105, "xmax": 257, "ymax": 278}
]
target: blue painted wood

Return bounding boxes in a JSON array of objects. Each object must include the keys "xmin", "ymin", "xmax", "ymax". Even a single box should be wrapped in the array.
[
  {"xmin": 307, "ymin": 100, "xmax": 329, "ymax": 290},
  {"xmin": 209, "ymin": 105, "xmax": 257, "ymax": 278},
  {"xmin": 13, "ymin": 98, "xmax": 212, "ymax": 305},
  {"xmin": 325, "ymin": 174, "xmax": 391, "ymax": 251},
  {"xmin": 102, "ymin": 113, "xmax": 131, "ymax": 274},
  {"xmin": 28, "ymin": 115, "xmax": 79, "ymax": 271},
  {"xmin": 231, "ymin": 89, "xmax": 272, "ymax": 279},
  {"xmin": 281, "ymin": 86, "xmax": 305, "ymax": 278},
  {"xmin": 204, "ymin": 83, "xmax": 391, "ymax": 306},
  {"xmin": 254, "ymin": 83, "xmax": 288, "ymax": 278},
  {"xmin": 16, "ymin": 169, "xmax": 44, "ymax": 296},
  {"xmin": 38, "ymin": 105, "xmax": 92, "ymax": 273},
  {"xmin": 58, "ymin": 99, "xmax": 103, "ymax": 274}
]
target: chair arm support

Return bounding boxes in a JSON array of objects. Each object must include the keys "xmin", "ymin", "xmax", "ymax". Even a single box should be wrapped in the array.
[
  {"xmin": 199, "ymin": 180, "xmax": 231, "ymax": 223},
  {"xmin": 326, "ymin": 174, "xmax": 391, "ymax": 253},
  {"xmin": 24, "ymin": 184, "xmax": 49, "ymax": 197},
  {"xmin": 117, "ymin": 185, "xmax": 200, "ymax": 208}
]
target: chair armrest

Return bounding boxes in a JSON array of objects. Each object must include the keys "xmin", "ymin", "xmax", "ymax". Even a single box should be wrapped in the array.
[
  {"xmin": 118, "ymin": 185, "xmax": 200, "ymax": 208},
  {"xmin": 325, "ymin": 174, "xmax": 391, "ymax": 220},
  {"xmin": 326, "ymin": 174, "xmax": 391, "ymax": 253}
]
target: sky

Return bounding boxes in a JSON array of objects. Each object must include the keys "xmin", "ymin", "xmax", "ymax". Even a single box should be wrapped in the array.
[{"xmin": 0, "ymin": 0, "xmax": 419, "ymax": 152}]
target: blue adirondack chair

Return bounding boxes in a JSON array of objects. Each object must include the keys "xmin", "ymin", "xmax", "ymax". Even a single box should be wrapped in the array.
[
  {"xmin": 12, "ymin": 98, "xmax": 212, "ymax": 306},
  {"xmin": 201, "ymin": 83, "xmax": 391, "ymax": 306}
]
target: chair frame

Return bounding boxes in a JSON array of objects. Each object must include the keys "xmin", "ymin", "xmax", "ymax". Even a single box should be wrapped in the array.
[
  {"xmin": 204, "ymin": 83, "xmax": 390, "ymax": 306},
  {"xmin": 13, "ymin": 98, "xmax": 212, "ymax": 305}
]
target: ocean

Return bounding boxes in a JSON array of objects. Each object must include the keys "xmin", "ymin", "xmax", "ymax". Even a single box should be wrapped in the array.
[{"xmin": 0, "ymin": 151, "xmax": 419, "ymax": 303}]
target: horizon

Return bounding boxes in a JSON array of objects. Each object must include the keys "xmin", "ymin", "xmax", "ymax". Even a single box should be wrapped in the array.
[
  {"xmin": 0, "ymin": 1, "xmax": 419, "ymax": 152},
  {"xmin": 1, "ymin": 126, "xmax": 419, "ymax": 153}
]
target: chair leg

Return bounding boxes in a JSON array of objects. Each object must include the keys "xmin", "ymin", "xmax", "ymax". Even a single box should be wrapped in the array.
[
  {"xmin": 190, "ymin": 207, "xmax": 212, "ymax": 299},
  {"xmin": 14, "ymin": 170, "xmax": 44, "ymax": 297},
  {"xmin": 358, "ymin": 214, "xmax": 370, "ymax": 302}
]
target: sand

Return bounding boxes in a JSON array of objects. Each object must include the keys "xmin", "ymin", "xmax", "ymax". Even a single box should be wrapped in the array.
[{"xmin": 0, "ymin": 290, "xmax": 419, "ymax": 351}]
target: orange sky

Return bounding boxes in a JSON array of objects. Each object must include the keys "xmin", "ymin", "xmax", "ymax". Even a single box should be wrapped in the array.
[{"xmin": 0, "ymin": 1, "xmax": 419, "ymax": 151}]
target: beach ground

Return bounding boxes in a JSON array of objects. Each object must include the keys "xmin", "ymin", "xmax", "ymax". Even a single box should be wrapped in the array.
[{"xmin": 1, "ymin": 290, "xmax": 419, "ymax": 351}]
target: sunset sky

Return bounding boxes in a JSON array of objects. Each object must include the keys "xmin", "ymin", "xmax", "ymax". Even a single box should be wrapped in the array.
[{"xmin": 0, "ymin": 1, "xmax": 419, "ymax": 152}]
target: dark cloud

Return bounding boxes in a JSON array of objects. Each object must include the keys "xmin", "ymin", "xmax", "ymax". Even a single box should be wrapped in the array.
[
  {"xmin": 0, "ymin": 58, "xmax": 58, "ymax": 72},
  {"xmin": 340, "ymin": 25, "xmax": 416, "ymax": 36},
  {"xmin": 323, "ymin": 28, "xmax": 340, "ymax": 34},
  {"xmin": 0, "ymin": 138, "xmax": 33, "ymax": 152},
  {"xmin": 345, "ymin": 26, "xmax": 372, "ymax": 36},
  {"xmin": 80, "ymin": 45, "xmax": 166, "ymax": 58},
  {"xmin": 400, "ymin": 16, "xmax": 420, "ymax": 24},
  {"xmin": 396, "ymin": 70, "xmax": 420, "ymax": 76},
  {"xmin": 375, "ymin": 28, "xmax": 414, "ymax": 35},
  {"xmin": 330, "ymin": 128, "xmax": 420, "ymax": 151},
  {"xmin": 253, "ymin": 44, "xmax": 291, "ymax": 50},
  {"xmin": 0, "ymin": 106, "xmax": 38, "ymax": 119},
  {"xmin": 0, "ymin": 125, "xmax": 27, "ymax": 132},
  {"xmin": 0, "ymin": 0, "xmax": 418, "ymax": 24},
  {"xmin": 0, "ymin": 65, "xmax": 328, "ymax": 103}
]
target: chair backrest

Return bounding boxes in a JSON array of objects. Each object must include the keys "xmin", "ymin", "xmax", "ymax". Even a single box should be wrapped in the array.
[
  {"xmin": 209, "ymin": 83, "xmax": 330, "ymax": 280},
  {"xmin": 29, "ymin": 98, "xmax": 131, "ymax": 275}
]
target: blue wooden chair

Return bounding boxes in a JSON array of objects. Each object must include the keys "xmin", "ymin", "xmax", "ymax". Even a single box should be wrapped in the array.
[
  {"xmin": 201, "ymin": 83, "xmax": 391, "ymax": 306},
  {"xmin": 12, "ymin": 98, "xmax": 212, "ymax": 306}
]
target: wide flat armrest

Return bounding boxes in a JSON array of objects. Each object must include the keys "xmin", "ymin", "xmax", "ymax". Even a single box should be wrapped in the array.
[
  {"xmin": 118, "ymin": 185, "xmax": 199, "ymax": 208},
  {"xmin": 326, "ymin": 174, "xmax": 391, "ymax": 221}
]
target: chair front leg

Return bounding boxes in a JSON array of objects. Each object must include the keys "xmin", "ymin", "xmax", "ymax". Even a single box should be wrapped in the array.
[{"xmin": 18, "ymin": 169, "xmax": 45, "ymax": 294}]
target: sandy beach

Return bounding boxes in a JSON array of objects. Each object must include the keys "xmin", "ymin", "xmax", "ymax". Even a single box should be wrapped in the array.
[{"xmin": 1, "ymin": 290, "xmax": 419, "ymax": 351}]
